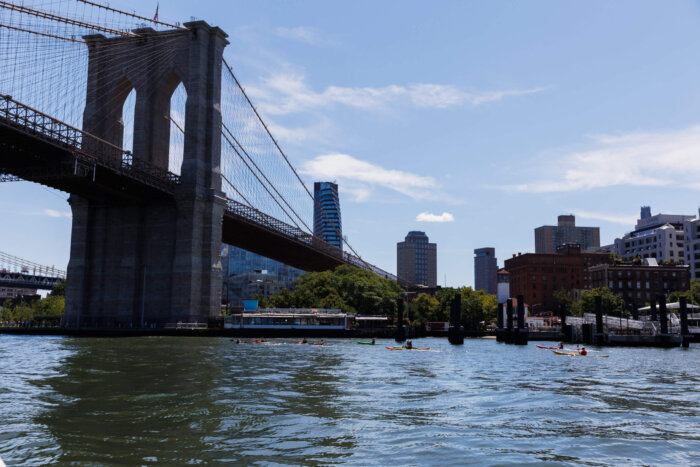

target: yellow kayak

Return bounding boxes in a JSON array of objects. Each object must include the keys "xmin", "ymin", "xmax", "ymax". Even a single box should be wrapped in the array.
[{"xmin": 552, "ymin": 350, "xmax": 609, "ymax": 358}]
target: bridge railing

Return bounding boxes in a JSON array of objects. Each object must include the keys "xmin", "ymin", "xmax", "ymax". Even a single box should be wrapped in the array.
[
  {"xmin": 0, "ymin": 95, "xmax": 181, "ymax": 191},
  {"xmin": 225, "ymin": 198, "xmax": 341, "ymax": 255}
]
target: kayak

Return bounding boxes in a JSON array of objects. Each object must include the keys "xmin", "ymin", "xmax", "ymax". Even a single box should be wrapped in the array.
[
  {"xmin": 251, "ymin": 339, "xmax": 265, "ymax": 344},
  {"xmin": 386, "ymin": 347, "xmax": 430, "ymax": 351},
  {"xmin": 357, "ymin": 342, "xmax": 376, "ymax": 345},
  {"xmin": 552, "ymin": 350, "xmax": 609, "ymax": 358},
  {"xmin": 537, "ymin": 345, "xmax": 595, "ymax": 352}
]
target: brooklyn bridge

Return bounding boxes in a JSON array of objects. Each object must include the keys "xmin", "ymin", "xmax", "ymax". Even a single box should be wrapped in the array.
[{"xmin": 0, "ymin": 0, "xmax": 405, "ymax": 327}]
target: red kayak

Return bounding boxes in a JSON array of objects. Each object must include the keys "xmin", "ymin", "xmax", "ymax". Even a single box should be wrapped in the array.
[{"xmin": 536, "ymin": 345, "xmax": 592, "ymax": 352}]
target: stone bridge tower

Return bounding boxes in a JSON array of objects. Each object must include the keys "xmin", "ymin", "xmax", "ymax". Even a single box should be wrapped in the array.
[{"xmin": 64, "ymin": 22, "xmax": 228, "ymax": 327}]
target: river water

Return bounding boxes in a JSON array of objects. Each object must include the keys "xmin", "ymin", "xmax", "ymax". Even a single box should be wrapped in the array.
[{"xmin": 0, "ymin": 336, "xmax": 698, "ymax": 466}]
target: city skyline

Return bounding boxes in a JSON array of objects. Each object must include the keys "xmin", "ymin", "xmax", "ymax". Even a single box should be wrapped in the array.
[{"xmin": 3, "ymin": 1, "xmax": 700, "ymax": 287}]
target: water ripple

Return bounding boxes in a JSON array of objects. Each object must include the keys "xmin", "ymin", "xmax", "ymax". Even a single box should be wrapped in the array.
[{"xmin": 0, "ymin": 336, "xmax": 698, "ymax": 465}]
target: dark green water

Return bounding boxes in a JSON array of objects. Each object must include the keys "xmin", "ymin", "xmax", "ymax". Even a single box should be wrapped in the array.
[{"xmin": 0, "ymin": 336, "xmax": 698, "ymax": 465}]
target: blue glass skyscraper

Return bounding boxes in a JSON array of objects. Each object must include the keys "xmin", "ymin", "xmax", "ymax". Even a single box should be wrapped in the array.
[
  {"xmin": 221, "ymin": 244, "xmax": 304, "ymax": 307},
  {"xmin": 313, "ymin": 181, "xmax": 342, "ymax": 249}
]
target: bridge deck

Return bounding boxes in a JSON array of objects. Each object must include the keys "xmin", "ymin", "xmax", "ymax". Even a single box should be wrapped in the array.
[{"xmin": 0, "ymin": 96, "xmax": 402, "ymax": 282}]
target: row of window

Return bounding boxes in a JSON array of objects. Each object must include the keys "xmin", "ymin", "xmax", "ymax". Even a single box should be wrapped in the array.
[{"xmin": 608, "ymin": 280, "xmax": 677, "ymax": 290}]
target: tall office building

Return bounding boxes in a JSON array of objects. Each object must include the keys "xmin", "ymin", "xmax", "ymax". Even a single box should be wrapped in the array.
[
  {"xmin": 313, "ymin": 182, "xmax": 342, "ymax": 249},
  {"xmin": 474, "ymin": 247, "xmax": 497, "ymax": 294},
  {"xmin": 397, "ymin": 231, "xmax": 437, "ymax": 287},
  {"xmin": 535, "ymin": 215, "xmax": 600, "ymax": 253}
]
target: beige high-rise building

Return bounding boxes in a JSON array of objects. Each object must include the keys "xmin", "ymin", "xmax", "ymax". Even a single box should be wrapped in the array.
[
  {"xmin": 534, "ymin": 215, "xmax": 600, "ymax": 253},
  {"xmin": 397, "ymin": 231, "xmax": 437, "ymax": 287}
]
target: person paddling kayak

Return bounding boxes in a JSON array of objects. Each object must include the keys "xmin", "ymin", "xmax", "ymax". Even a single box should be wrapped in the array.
[
  {"xmin": 405, "ymin": 340, "xmax": 413, "ymax": 350},
  {"xmin": 579, "ymin": 347, "xmax": 587, "ymax": 356}
]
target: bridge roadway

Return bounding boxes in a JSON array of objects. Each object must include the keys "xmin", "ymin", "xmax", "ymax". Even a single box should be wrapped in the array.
[
  {"xmin": 0, "ymin": 96, "xmax": 397, "ymax": 279},
  {"xmin": 0, "ymin": 271, "xmax": 63, "ymax": 290}
]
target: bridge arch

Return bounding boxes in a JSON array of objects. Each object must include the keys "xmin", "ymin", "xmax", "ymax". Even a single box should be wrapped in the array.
[
  {"xmin": 159, "ymin": 72, "xmax": 187, "ymax": 176},
  {"xmin": 120, "ymin": 85, "xmax": 137, "ymax": 155}
]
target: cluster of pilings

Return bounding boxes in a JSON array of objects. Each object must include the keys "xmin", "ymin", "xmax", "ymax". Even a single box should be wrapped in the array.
[
  {"xmin": 495, "ymin": 294, "xmax": 529, "ymax": 345},
  {"xmin": 394, "ymin": 295, "xmax": 464, "ymax": 345},
  {"xmin": 579, "ymin": 294, "xmax": 693, "ymax": 348}
]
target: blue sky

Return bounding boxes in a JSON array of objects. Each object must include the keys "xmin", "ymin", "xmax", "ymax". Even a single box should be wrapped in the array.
[{"xmin": 4, "ymin": 1, "xmax": 700, "ymax": 286}]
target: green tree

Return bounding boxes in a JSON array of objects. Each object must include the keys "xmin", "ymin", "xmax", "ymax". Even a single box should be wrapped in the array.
[
  {"xmin": 669, "ymin": 279, "xmax": 700, "ymax": 306},
  {"xmin": 572, "ymin": 287, "xmax": 624, "ymax": 317},
  {"xmin": 428, "ymin": 287, "xmax": 497, "ymax": 330},
  {"xmin": 409, "ymin": 293, "xmax": 440, "ymax": 327},
  {"xmin": 50, "ymin": 279, "xmax": 66, "ymax": 297},
  {"xmin": 262, "ymin": 265, "xmax": 404, "ymax": 317},
  {"xmin": 460, "ymin": 288, "xmax": 497, "ymax": 330},
  {"xmin": 34, "ymin": 295, "xmax": 65, "ymax": 316},
  {"xmin": 553, "ymin": 288, "xmax": 573, "ymax": 315}
]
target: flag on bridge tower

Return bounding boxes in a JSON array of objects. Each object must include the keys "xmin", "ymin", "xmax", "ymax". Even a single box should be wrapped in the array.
[{"xmin": 153, "ymin": 3, "xmax": 159, "ymax": 22}]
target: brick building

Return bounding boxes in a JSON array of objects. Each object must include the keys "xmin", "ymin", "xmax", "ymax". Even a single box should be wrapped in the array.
[
  {"xmin": 504, "ymin": 243, "xmax": 611, "ymax": 314},
  {"xmin": 589, "ymin": 259, "xmax": 690, "ymax": 309}
]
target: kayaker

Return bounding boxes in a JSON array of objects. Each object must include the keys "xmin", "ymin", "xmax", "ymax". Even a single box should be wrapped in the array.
[
  {"xmin": 579, "ymin": 347, "xmax": 587, "ymax": 356},
  {"xmin": 236, "ymin": 339, "xmax": 241, "ymax": 344},
  {"xmin": 405, "ymin": 340, "xmax": 413, "ymax": 350},
  {"xmin": 301, "ymin": 337, "xmax": 307, "ymax": 344},
  {"xmin": 371, "ymin": 338, "xmax": 375, "ymax": 345},
  {"xmin": 558, "ymin": 342, "xmax": 564, "ymax": 349}
]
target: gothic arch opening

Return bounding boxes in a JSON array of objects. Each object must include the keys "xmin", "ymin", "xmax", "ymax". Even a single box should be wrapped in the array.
[
  {"xmin": 168, "ymin": 82, "xmax": 187, "ymax": 176},
  {"xmin": 121, "ymin": 87, "xmax": 136, "ymax": 155}
]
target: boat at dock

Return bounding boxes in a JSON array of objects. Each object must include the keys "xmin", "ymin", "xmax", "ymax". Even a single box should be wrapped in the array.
[{"xmin": 224, "ymin": 309, "xmax": 349, "ymax": 330}]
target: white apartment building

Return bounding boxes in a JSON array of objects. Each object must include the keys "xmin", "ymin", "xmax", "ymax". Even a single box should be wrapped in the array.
[
  {"xmin": 683, "ymin": 208, "xmax": 700, "ymax": 280},
  {"xmin": 612, "ymin": 207, "xmax": 694, "ymax": 263}
]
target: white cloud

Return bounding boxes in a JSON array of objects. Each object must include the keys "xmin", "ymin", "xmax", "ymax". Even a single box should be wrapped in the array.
[
  {"xmin": 514, "ymin": 125, "xmax": 700, "ymax": 193},
  {"xmin": 569, "ymin": 210, "xmax": 637, "ymax": 227},
  {"xmin": 43, "ymin": 209, "xmax": 71, "ymax": 218},
  {"xmin": 264, "ymin": 117, "xmax": 334, "ymax": 145},
  {"xmin": 275, "ymin": 26, "xmax": 337, "ymax": 46},
  {"xmin": 300, "ymin": 153, "xmax": 438, "ymax": 201},
  {"xmin": 246, "ymin": 72, "xmax": 545, "ymax": 116},
  {"xmin": 416, "ymin": 212, "xmax": 455, "ymax": 223}
]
